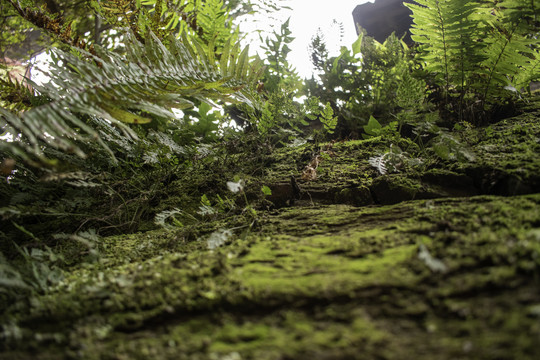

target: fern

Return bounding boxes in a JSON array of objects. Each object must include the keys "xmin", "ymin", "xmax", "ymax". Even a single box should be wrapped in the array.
[
  {"xmin": 130, "ymin": 0, "xmax": 240, "ymax": 58},
  {"xmin": 0, "ymin": 30, "xmax": 263, "ymax": 163},
  {"xmin": 5, "ymin": 0, "xmax": 95, "ymax": 53},
  {"xmin": 320, "ymin": 102, "xmax": 338, "ymax": 134},
  {"xmin": 154, "ymin": 208, "xmax": 184, "ymax": 229},
  {"xmin": 405, "ymin": 1, "xmax": 488, "ymax": 100},
  {"xmin": 368, "ymin": 145, "xmax": 423, "ymax": 175},
  {"xmin": 0, "ymin": 252, "xmax": 32, "ymax": 293},
  {"xmin": 195, "ymin": 0, "xmax": 240, "ymax": 56},
  {"xmin": 514, "ymin": 47, "xmax": 540, "ymax": 91},
  {"xmin": 396, "ymin": 65, "xmax": 426, "ymax": 110},
  {"xmin": 368, "ymin": 154, "xmax": 389, "ymax": 175},
  {"xmin": 405, "ymin": 0, "xmax": 539, "ymax": 118},
  {"xmin": 478, "ymin": 0, "xmax": 539, "ymax": 100},
  {"xmin": 206, "ymin": 229, "xmax": 233, "ymax": 249}
]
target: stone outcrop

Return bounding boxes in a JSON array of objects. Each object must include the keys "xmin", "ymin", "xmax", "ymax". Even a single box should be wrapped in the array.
[{"xmin": 352, "ymin": 0, "xmax": 414, "ymax": 44}]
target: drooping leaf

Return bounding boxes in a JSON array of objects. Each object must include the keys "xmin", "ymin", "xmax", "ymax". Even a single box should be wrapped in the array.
[{"xmin": 1, "ymin": 30, "xmax": 263, "ymax": 164}]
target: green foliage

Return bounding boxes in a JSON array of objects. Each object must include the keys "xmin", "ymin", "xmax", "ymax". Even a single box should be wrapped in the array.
[
  {"xmin": 405, "ymin": 0, "xmax": 539, "ymax": 120},
  {"xmin": 0, "ymin": 0, "xmax": 269, "ymax": 295},
  {"xmin": 12, "ymin": 242, "xmax": 65, "ymax": 293},
  {"xmin": 184, "ymin": 102, "xmax": 221, "ymax": 142},
  {"xmin": 222, "ymin": 0, "xmax": 291, "ymax": 20},
  {"xmin": 195, "ymin": 0, "xmax": 239, "ymax": 54},
  {"xmin": 261, "ymin": 185, "xmax": 272, "ymax": 196},
  {"xmin": 1, "ymin": 29, "xmax": 262, "ymax": 163},
  {"xmin": 0, "ymin": 222, "xmax": 67, "ymax": 305},
  {"xmin": 396, "ymin": 65, "xmax": 426, "ymax": 111},
  {"xmin": 1, "ymin": 0, "xmax": 103, "ymax": 57},
  {"xmin": 362, "ymin": 116, "xmax": 398, "ymax": 140},
  {"xmin": 260, "ymin": 18, "xmax": 301, "ymax": 93},
  {"xmin": 431, "ymin": 131, "xmax": 476, "ymax": 162},
  {"xmin": 0, "ymin": 252, "xmax": 32, "ymax": 293},
  {"xmin": 154, "ymin": 208, "xmax": 186, "ymax": 229},
  {"xmin": 405, "ymin": 0, "xmax": 485, "ymax": 95},
  {"xmin": 121, "ymin": 0, "xmax": 242, "ymax": 59},
  {"xmin": 0, "ymin": 1, "xmax": 29, "ymax": 56},
  {"xmin": 319, "ymin": 102, "xmax": 338, "ymax": 134},
  {"xmin": 363, "ymin": 116, "xmax": 381, "ymax": 138},
  {"xmin": 406, "ymin": 116, "xmax": 476, "ymax": 163},
  {"xmin": 305, "ymin": 31, "xmax": 421, "ymax": 136},
  {"xmin": 1, "ymin": 0, "xmax": 537, "ymax": 311},
  {"xmin": 245, "ymin": 18, "xmax": 315, "ymax": 141},
  {"xmin": 0, "ymin": 75, "xmax": 36, "ymax": 112},
  {"xmin": 308, "ymin": 30, "xmax": 329, "ymax": 70},
  {"xmin": 154, "ymin": 176, "xmax": 258, "ymax": 243}
]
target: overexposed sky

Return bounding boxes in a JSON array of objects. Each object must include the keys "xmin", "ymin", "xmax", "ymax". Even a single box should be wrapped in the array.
[{"xmin": 240, "ymin": 0, "xmax": 372, "ymax": 78}]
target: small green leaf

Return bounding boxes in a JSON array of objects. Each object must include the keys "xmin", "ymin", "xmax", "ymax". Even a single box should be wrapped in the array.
[
  {"xmin": 101, "ymin": 105, "xmax": 152, "ymax": 124},
  {"xmin": 363, "ymin": 116, "xmax": 382, "ymax": 138},
  {"xmin": 352, "ymin": 33, "xmax": 363, "ymax": 55},
  {"xmin": 201, "ymin": 194, "xmax": 211, "ymax": 207},
  {"xmin": 261, "ymin": 185, "xmax": 272, "ymax": 196},
  {"xmin": 198, "ymin": 102, "xmax": 213, "ymax": 116}
]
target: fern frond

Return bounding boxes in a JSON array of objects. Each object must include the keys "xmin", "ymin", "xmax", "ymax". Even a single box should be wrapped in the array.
[
  {"xmin": 368, "ymin": 155, "xmax": 388, "ymax": 175},
  {"xmin": 478, "ymin": 0, "xmax": 539, "ymax": 100},
  {"xmin": 514, "ymin": 48, "xmax": 540, "ymax": 90},
  {"xmin": 406, "ymin": 0, "xmax": 487, "ymax": 95},
  {"xmin": 0, "ymin": 30, "xmax": 263, "ymax": 162},
  {"xmin": 196, "ymin": 0, "xmax": 239, "ymax": 53},
  {"xmin": 6, "ymin": 0, "xmax": 94, "ymax": 53},
  {"xmin": 406, "ymin": 0, "xmax": 539, "ymax": 119},
  {"xmin": 154, "ymin": 208, "xmax": 184, "ymax": 230}
]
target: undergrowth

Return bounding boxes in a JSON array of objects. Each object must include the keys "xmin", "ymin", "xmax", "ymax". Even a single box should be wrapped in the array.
[{"xmin": 0, "ymin": 0, "xmax": 538, "ymax": 309}]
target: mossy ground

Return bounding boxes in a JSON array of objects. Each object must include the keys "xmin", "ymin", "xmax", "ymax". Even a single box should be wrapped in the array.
[
  {"xmin": 2, "ymin": 195, "xmax": 540, "ymax": 359},
  {"xmin": 1, "ymin": 97, "xmax": 540, "ymax": 359}
]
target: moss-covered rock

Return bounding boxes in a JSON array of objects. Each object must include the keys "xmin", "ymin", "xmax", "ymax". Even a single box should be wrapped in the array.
[
  {"xmin": 254, "ymin": 94, "xmax": 540, "ymax": 209},
  {"xmin": 2, "ymin": 95, "xmax": 540, "ymax": 360},
  {"xmin": 2, "ymin": 193, "xmax": 540, "ymax": 359}
]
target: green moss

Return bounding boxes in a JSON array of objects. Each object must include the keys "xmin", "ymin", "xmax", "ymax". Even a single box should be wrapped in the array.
[
  {"xmin": 2, "ymin": 194, "xmax": 540, "ymax": 359},
  {"xmin": 3, "ymin": 99, "xmax": 540, "ymax": 359}
]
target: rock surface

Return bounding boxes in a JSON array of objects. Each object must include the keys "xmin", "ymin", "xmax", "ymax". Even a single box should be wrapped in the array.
[
  {"xmin": 1, "ymin": 96, "xmax": 540, "ymax": 359},
  {"xmin": 352, "ymin": 0, "xmax": 414, "ymax": 44}
]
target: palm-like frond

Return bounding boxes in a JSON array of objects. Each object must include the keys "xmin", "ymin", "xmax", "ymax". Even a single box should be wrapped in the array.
[{"xmin": 0, "ymin": 31, "xmax": 263, "ymax": 161}]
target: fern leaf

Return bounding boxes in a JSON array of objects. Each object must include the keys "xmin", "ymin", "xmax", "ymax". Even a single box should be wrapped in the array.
[
  {"xmin": 1, "ymin": 30, "xmax": 263, "ymax": 163},
  {"xmin": 406, "ymin": 0, "xmax": 486, "ymax": 95},
  {"xmin": 514, "ymin": 48, "xmax": 540, "ymax": 89},
  {"xmin": 368, "ymin": 155, "xmax": 388, "ymax": 175},
  {"xmin": 236, "ymin": 46, "xmax": 250, "ymax": 79},
  {"xmin": 220, "ymin": 38, "xmax": 232, "ymax": 77},
  {"xmin": 406, "ymin": 0, "xmax": 538, "ymax": 117},
  {"xmin": 478, "ymin": 1, "xmax": 539, "ymax": 100}
]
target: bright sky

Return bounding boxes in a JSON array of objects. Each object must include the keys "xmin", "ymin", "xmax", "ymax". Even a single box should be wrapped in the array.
[{"xmin": 240, "ymin": 0, "xmax": 372, "ymax": 78}]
